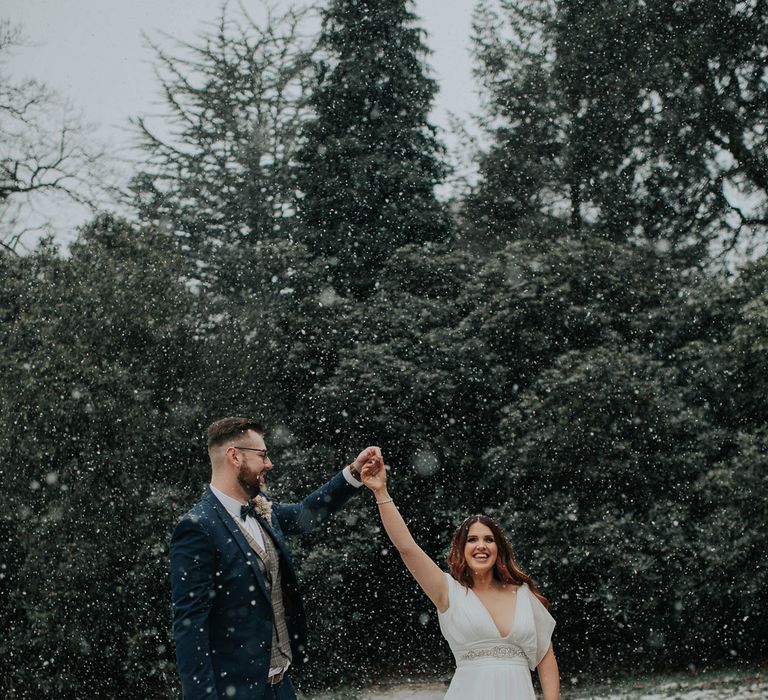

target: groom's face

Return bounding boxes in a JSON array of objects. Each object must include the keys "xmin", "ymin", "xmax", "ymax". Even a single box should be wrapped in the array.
[{"xmin": 233, "ymin": 430, "xmax": 273, "ymax": 497}]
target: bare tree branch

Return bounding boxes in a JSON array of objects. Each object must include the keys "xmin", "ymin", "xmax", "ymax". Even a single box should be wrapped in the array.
[{"xmin": 1, "ymin": 20, "xmax": 118, "ymax": 253}]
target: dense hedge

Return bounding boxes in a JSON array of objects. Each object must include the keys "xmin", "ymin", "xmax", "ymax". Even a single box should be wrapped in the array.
[{"xmin": 1, "ymin": 219, "xmax": 765, "ymax": 698}]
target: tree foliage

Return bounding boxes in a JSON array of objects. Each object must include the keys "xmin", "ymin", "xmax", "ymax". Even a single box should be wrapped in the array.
[
  {"xmin": 0, "ymin": 21, "xmax": 109, "ymax": 254},
  {"xmin": 2, "ymin": 3, "xmax": 767, "ymax": 697},
  {"xmin": 295, "ymin": 0, "xmax": 451, "ymax": 298},
  {"xmin": 466, "ymin": 0, "xmax": 768, "ymax": 263},
  {"xmin": 131, "ymin": 5, "xmax": 316, "ymax": 287}
]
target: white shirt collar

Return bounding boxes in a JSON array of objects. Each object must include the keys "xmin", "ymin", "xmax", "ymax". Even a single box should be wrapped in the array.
[{"xmin": 209, "ymin": 484, "xmax": 246, "ymax": 522}]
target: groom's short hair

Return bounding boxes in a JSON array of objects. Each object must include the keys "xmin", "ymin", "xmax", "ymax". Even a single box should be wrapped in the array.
[{"xmin": 207, "ymin": 417, "xmax": 265, "ymax": 450}]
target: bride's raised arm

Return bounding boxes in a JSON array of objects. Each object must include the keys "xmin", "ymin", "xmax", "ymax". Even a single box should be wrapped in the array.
[{"xmin": 360, "ymin": 459, "xmax": 449, "ymax": 613}]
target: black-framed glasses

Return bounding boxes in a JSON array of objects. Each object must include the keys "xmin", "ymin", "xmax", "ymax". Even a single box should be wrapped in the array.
[{"xmin": 233, "ymin": 446, "xmax": 268, "ymax": 459}]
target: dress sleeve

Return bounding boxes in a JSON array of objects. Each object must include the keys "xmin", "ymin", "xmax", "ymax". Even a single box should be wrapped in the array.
[
  {"xmin": 529, "ymin": 589, "xmax": 556, "ymax": 668},
  {"xmin": 438, "ymin": 571, "xmax": 462, "ymax": 617}
]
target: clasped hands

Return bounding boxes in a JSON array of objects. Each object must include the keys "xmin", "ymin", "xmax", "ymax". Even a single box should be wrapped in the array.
[{"xmin": 352, "ymin": 446, "xmax": 388, "ymax": 494}]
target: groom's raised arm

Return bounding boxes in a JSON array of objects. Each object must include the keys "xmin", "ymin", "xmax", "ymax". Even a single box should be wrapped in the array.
[
  {"xmin": 170, "ymin": 517, "xmax": 219, "ymax": 700},
  {"xmin": 273, "ymin": 446, "xmax": 380, "ymax": 536}
]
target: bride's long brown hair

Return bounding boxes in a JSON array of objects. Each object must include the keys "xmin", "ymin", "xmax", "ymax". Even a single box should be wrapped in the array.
[{"xmin": 447, "ymin": 515, "xmax": 550, "ymax": 608}]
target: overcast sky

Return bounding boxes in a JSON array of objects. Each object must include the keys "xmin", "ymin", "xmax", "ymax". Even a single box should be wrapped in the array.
[
  {"xmin": 4, "ymin": 0, "xmax": 479, "ymax": 151},
  {"xmin": 3, "ymin": 1, "xmax": 481, "ymax": 245}
]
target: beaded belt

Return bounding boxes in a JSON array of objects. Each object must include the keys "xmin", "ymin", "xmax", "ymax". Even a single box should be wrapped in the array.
[{"xmin": 461, "ymin": 644, "xmax": 527, "ymax": 661}]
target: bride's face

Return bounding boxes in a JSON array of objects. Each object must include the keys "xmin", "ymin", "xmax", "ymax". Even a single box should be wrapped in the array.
[{"xmin": 465, "ymin": 522, "xmax": 498, "ymax": 575}]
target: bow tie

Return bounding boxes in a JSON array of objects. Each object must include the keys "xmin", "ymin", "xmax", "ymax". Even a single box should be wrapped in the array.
[{"xmin": 240, "ymin": 501, "xmax": 258, "ymax": 520}]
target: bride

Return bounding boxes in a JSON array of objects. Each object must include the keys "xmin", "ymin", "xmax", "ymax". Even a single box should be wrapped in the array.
[{"xmin": 360, "ymin": 460, "xmax": 560, "ymax": 700}]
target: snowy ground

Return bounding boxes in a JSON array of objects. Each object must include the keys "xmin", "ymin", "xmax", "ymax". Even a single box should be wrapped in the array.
[{"xmin": 302, "ymin": 668, "xmax": 767, "ymax": 699}]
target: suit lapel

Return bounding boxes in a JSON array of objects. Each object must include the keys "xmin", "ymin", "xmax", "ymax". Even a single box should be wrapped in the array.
[
  {"xmin": 257, "ymin": 515, "xmax": 294, "ymax": 570},
  {"xmin": 204, "ymin": 488, "xmax": 271, "ymax": 603}
]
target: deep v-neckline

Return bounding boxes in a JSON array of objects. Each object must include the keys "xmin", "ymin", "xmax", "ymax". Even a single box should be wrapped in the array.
[{"xmin": 469, "ymin": 584, "xmax": 522, "ymax": 638}]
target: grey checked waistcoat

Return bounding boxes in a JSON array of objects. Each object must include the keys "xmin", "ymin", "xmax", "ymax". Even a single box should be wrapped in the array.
[{"xmin": 236, "ymin": 519, "xmax": 293, "ymax": 671}]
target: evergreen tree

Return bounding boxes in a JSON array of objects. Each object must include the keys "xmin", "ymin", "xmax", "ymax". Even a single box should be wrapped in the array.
[
  {"xmin": 0, "ymin": 217, "xmax": 202, "ymax": 698},
  {"xmin": 463, "ymin": 2, "xmax": 566, "ymax": 248},
  {"xmin": 466, "ymin": 0, "xmax": 768, "ymax": 263},
  {"xmin": 295, "ymin": 0, "xmax": 450, "ymax": 298},
  {"xmin": 131, "ymin": 6, "xmax": 315, "ymax": 287}
]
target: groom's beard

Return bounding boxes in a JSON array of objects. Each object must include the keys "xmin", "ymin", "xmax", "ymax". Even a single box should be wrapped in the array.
[{"xmin": 237, "ymin": 463, "xmax": 262, "ymax": 499}]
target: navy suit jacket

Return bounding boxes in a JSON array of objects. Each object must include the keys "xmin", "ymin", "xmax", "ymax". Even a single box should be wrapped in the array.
[{"xmin": 170, "ymin": 470, "xmax": 359, "ymax": 699}]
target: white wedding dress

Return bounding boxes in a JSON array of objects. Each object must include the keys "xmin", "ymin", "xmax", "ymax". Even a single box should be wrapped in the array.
[{"xmin": 438, "ymin": 573, "xmax": 556, "ymax": 699}]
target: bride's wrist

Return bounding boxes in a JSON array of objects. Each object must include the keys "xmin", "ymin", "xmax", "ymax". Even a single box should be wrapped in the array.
[{"xmin": 373, "ymin": 489, "xmax": 391, "ymax": 503}]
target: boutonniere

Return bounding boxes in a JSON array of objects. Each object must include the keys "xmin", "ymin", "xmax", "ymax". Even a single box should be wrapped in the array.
[{"xmin": 250, "ymin": 495, "xmax": 273, "ymax": 526}]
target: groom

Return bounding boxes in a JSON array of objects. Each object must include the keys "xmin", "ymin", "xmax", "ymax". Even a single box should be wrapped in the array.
[{"xmin": 170, "ymin": 416, "xmax": 381, "ymax": 699}]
